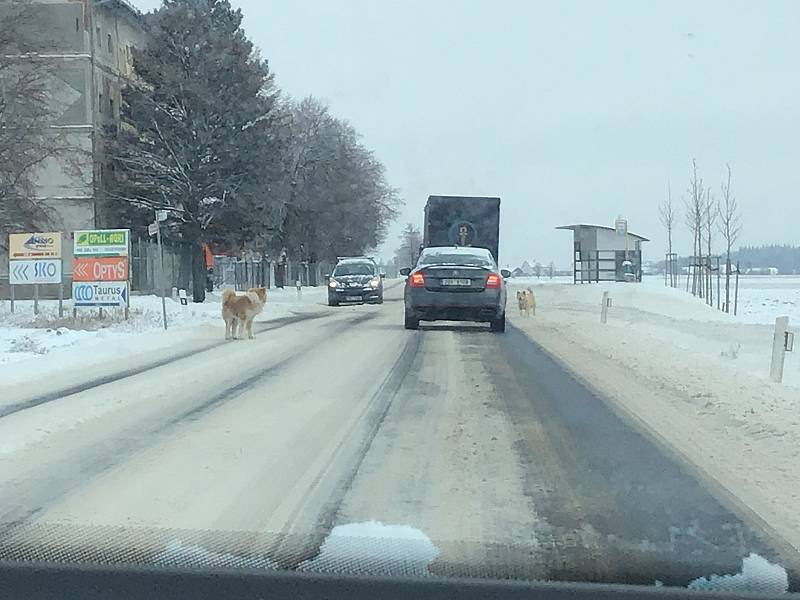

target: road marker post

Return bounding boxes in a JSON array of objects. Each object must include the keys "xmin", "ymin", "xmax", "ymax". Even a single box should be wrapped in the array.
[
  {"xmin": 770, "ymin": 316, "xmax": 791, "ymax": 383},
  {"xmin": 600, "ymin": 291, "xmax": 612, "ymax": 324}
]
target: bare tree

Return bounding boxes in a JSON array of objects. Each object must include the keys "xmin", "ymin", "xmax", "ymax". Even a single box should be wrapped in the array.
[
  {"xmin": 394, "ymin": 223, "xmax": 422, "ymax": 269},
  {"xmin": 684, "ymin": 159, "xmax": 707, "ymax": 297},
  {"xmin": 717, "ymin": 163, "xmax": 742, "ymax": 312},
  {"xmin": 658, "ymin": 181, "xmax": 678, "ymax": 286},
  {"xmin": 703, "ymin": 188, "xmax": 717, "ymax": 305},
  {"xmin": 0, "ymin": 4, "xmax": 67, "ymax": 246}
]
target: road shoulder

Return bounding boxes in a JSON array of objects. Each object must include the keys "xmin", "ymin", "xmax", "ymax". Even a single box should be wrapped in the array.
[{"xmin": 508, "ymin": 312, "xmax": 800, "ymax": 567}]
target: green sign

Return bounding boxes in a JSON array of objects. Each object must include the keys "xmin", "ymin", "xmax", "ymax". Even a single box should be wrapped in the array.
[{"xmin": 74, "ymin": 229, "xmax": 130, "ymax": 256}]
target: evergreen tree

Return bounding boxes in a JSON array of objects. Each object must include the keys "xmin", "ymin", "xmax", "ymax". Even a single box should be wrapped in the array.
[{"xmin": 106, "ymin": 0, "xmax": 283, "ymax": 301}]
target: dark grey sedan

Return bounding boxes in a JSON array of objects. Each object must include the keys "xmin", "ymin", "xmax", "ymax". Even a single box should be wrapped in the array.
[
  {"xmin": 400, "ymin": 247, "xmax": 510, "ymax": 332},
  {"xmin": 327, "ymin": 258, "xmax": 384, "ymax": 306}
]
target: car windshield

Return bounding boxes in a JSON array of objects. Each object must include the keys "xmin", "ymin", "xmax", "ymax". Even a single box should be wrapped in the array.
[
  {"xmin": 333, "ymin": 263, "xmax": 375, "ymax": 276},
  {"xmin": 2, "ymin": 0, "xmax": 797, "ymax": 598},
  {"xmin": 418, "ymin": 250, "xmax": 495, "ymax": 268}
]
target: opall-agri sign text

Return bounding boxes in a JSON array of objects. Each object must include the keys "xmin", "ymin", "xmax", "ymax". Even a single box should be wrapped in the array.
[
  {"xmin": 72, "ymin": 229, "xmax": 130, "ymax": 309},
  {"xmin": 74, "ymin": 229, "xmax": 129, "ymax": 256}
]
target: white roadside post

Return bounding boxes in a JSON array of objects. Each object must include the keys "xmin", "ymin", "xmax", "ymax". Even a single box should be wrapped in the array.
[
  {"xmin": 58, "ymin": 274, "xmax": 64, "ymax": 319},
  {"xmin": 600, "ymin": 291, "xmax": 612, "ymax": 324},
  {"xmin": 769, "ymin": 316, "xmax": 792, "ymax": 383},
  {"xmin": 296, "ymin": 279, "xmax": 302, "ymax": 301}
]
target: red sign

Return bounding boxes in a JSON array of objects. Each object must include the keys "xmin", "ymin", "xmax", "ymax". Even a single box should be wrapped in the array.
[{"xmin": 73, "ymin": 257, "xmax": 129, "ymax": 282}]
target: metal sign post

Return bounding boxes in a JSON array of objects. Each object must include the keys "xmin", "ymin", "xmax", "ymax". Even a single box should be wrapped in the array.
[{"xmin": 154, "ymin": 212, "xmax": 168, "ymax": 330}]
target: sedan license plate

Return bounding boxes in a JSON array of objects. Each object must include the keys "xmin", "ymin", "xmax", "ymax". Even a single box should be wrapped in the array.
[
  {"xmin": 345, "ymin": 295, "xmax": 361, "ymax": 301},
  {"xmin": 440, "ymin": 278, "xmax": 471, "ymax": 286}
]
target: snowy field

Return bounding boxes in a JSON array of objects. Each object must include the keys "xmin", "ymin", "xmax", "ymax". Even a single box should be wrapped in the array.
[
  {"xmin": 0, "ymin": 286, "xmax": 329, "ymax": 373},
  {"xmin": 511, "ymin": 274, "xmax": 799, "ymax": 387},
  {"xmin": 515, "ymin": 274, "xmax": 800, "ymax": 326}
]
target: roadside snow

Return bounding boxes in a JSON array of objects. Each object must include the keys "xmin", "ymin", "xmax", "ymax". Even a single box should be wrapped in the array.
[
  {"xmin": 0, "ymin": 286, "xmax": 328, "ymax": 377},
  {"xmin": 509, "ymin": 277, "xmax": 800, "ymax": 556}
]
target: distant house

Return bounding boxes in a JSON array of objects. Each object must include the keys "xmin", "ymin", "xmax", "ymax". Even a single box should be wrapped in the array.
[
  {"xmin": 557, "ymin": 224, "xmax": 649, "ymax": 283},
  {"xmin": 746, "ymin": 267, "xmax": 779, "ymax": 275}
]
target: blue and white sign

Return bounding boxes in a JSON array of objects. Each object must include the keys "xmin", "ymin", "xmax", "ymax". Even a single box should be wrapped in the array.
[
  {"xmin": 72, "ymin": 282, "xmax": 128, "ymax": 307},
  {"xmin": 9, "ymin": 259, "xmax": 62, "ymax": 285}
]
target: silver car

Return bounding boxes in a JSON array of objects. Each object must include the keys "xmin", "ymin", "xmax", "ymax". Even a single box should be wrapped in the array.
[{"xmin": 400, "ymin": 246, "xmax": 510, "ymax": 332}]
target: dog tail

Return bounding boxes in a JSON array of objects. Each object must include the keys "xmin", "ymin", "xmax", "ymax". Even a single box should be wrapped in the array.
[{"xmin": 222, "ymin": 288, "xmax": 236, "ymax": 303}]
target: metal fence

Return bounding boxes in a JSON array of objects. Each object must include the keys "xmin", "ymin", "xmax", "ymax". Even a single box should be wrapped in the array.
[
  {"xmin": 130, "ymin": 238, "xmax": 193, "ymax": 295},
  {"xmin": 3, "ymin": 238, "xmax": 395, "ymax": 301},
  {"xmin": 212, "ymin": 257, "xmax": 337, "ymax": 291}
]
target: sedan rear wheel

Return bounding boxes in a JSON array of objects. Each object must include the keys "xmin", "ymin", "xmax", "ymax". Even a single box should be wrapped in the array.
[
  {"xmin": 489, "ymin": 314, "xmax": 506, "ymax": 333},
  {"xmin": 404, "ymin": 312, "xmax": 419, "ymax": 330}
]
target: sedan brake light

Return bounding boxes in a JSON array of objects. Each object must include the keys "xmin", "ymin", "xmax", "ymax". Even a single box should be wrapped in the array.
[
  {"xmin": 410, "ymin": 272, "xmax": 425, "ymax": 288},
  {"xmin": 485, "ymin": 273, "xmax": 502, "ymax": 288}
]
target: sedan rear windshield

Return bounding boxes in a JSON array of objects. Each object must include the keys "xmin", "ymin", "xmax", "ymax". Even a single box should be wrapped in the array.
[
  {"xmin": 333, "ymin": 263, "xmax": 375, "ymax": 276},
  {"xmin": 418, "ymin": 251, "xmax": 494, "ymax": 268}
]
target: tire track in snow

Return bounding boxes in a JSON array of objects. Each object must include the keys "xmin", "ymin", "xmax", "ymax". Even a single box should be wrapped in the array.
[
  {"xmin": 0, "ymin": 312, "xmax": 328, "ymax": 420},
  {"xmin": 0, "ymin": 313, "xmax": 378, "ymax": 537},
  {"xmin": 265, "ymin": 329, "xmax": 422, "ymax": 570}
]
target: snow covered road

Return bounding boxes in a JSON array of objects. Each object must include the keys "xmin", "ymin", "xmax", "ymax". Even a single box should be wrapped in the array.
[{"xmin": 0, "ymin": 285, "xmax": 795, "ymax": 588}]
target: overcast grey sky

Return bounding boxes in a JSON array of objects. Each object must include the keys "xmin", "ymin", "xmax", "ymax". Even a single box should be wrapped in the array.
[{"xmin": 132, "ymin": 0, "xmax": 799, "ymax": 268}]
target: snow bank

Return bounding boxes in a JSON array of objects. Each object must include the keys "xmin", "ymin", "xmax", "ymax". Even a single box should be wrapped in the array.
[
  {"xmin": 299, "ymin": 521, "xmax": 439, "ymax": 576},
  {"xmin": 0, "ymin": 286, "xmax": 328, "ymax": 375},
  {"xmin": 688, "ymin": 553, "xmax": 788, "ymax": 595}
]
